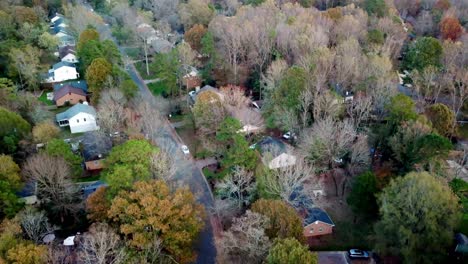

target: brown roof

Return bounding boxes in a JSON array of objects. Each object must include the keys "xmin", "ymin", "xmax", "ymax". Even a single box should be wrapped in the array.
[
  {"xmin": 54, "ymin": 85, "xmax": 86, "ymax": 101},
  {"xmin": 59, "ymin": 45, "xmax": 76, "ymax": 59}
]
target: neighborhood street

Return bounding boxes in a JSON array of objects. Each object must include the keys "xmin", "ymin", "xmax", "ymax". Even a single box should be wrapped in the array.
[{"xmin": 84, "ymin": 4, "xmax": 217, "ymax": 263}]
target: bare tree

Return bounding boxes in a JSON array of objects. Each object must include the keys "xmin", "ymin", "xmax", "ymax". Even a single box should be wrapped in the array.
[
  {"xmin": 19, "ymin": 207, "xmax": 53, "ymax": 244},
  {"xmin": 149, "ymin": 150, "xmax": 176, "ymax": 182},
  {"xmin": 97, "ymin": 89, "xmax": 127, "ymax": 134},
  {"xmin": 312, "ymin": 90, "xmax": 343, "ymax": 121},
  {"xmin": 220, "ymin": 85, "xmax": 251, "ymax": 108},
  {"xmin": 261, "ymin": 59, "xmax": 288, "ymax": 100},
  {"xmin": 346, "ymin": 95, "xmax": 373, "ymax": 128},
  {"xmin": 217, "ymin": 210, "xmax": 271, "ymax": 264},
  {"xmin": 215, "ymin": 166, "xmax": 255, "ymax": 209},
  {"xmin": 333, "ymin": 38, "xmax": 363, "ymax": 90},
  {"xmin": 299, "ymin": 89, "xmax": 313, "ymax": 127},
  {"xmin": 411, "ymin": 66, "xmax": 444, "ymax": 105},
  {"xmin": 22, "ymin": 154, "xmax": 82, "ymax": 223},
  {"xmin": 78, "ymin": 223, "xmax": 126, "ymax": 264}
]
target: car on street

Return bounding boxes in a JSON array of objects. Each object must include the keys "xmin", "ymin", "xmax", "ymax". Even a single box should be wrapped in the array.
[
  {"xmin": 181, "ymin": 145, "xmax": 190, "ymax": 155},
  {"xmin": 348, "ymin": 249, "xmax": 370, "ymax": 259},
  {"xmin": 189, "ymin": 90, "xmax": 196, "ymax": 97}
]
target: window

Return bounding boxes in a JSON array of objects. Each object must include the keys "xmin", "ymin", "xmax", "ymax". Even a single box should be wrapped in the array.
[
  {"xmin": 84, "ymin": 118, "xmax": 86, "ymax": 122},
  {"xmin": 309, "ymin": 228, "xmax": 314, "ymax": 234},
  {"xmin": 76, "ymin": 119, "xmax": 79, "ymax": 123},
  {"xmin": 94, "ymin": 161, "xmax": 99, "ymax": 165},
  {"xmin": 319, "ymin": 227, "xmax": 323, "ymax": 232}
]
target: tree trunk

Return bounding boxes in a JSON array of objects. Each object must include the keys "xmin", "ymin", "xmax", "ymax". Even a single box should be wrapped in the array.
[{"xmin": 144, "ymin": 40, "xmax": 149, "ymax": 76}]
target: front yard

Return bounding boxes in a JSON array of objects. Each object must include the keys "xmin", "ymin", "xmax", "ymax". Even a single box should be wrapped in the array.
[
  {"xmin": 135, "ymin": 61, "xmax": 159, "ymax": 80},
  {"xmin": 38, "ymin": 91, "xmax": 54, "ymax": 106}
]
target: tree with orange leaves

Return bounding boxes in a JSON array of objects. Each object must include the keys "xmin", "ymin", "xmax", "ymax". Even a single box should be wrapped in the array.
[
  {"xmin": 184, "ymin": 24, "xmax": 207, "ymax": 51},
  {"xmin": 86, "ymin": 186, "xmax": 110, "ymax": 222},
  {"xmin": 440, "ymin": 16, "xmax": 463, "ymax": 41}
]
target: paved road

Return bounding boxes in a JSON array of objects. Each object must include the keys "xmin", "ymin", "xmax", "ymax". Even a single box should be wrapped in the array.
[
  {"xmin": 318, "ymin": 251, "xmax": 375, "ymax": 264},
  {"xmin": 82, "ymin": 4, "xmax": 217, "ymax": 263}
]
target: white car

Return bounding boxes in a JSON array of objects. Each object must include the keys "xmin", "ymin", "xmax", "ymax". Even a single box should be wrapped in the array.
[
  {"xmin": 188, "ymin": 91, "xmax": 196, "ymax": 97},
  {"xmin": 282, "ymin": 132, "xmax": 296, "ymax": 140},
  {"xmin": 249, "ymin": 143, "xmax": 257, "ymax": 150},
  {"xmin": 181, "ymin": 145, "xmax": 190, "ymax": 155}
]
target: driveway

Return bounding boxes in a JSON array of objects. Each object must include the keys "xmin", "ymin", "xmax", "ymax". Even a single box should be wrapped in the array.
[
  {"xmin": 82, "ymin": 4, "xmax": 217, "ymax": 263},
  {"xmin": 318, "ymin": 251, "xmax": 375, "ymax": 264}
]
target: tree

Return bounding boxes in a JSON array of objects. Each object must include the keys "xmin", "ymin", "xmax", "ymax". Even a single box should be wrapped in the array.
[
  {"xmin": 32, "ymin": 122, "xmax": 59, "ymax": 143},
  {"xmin": 6, "ymin": 243, "xmax": 48, "ymax": 264},
  {"xmin": 216, "ymin": 166, "xmax": 255, "ymax": 208},
  {"xmin": 96, "ymin": 89, "xmax": 127, "ymax": 133},
  {"xmin": 9, "ymin": 45, "xmax": 41, "ymax": 90},
  {"xmin": 374, "ymin": 172, "xmax": 460, "ymax": 263},
  {"xmin": 19, "ymin": 208, "xmax": 52, "ymax": 244},
  {"xmin": 222, "ymin": 134, "xmax": 258, "ymax": 170},
  {"xmin": 440, "ymin": 16, "xmax": 463, "ymax": 41},
  {"xmin": 103, "ymin": 139, "xmax": 158, "ymax": 194},
  {"xmin": 364, "ymin": 0, "xmax": 387, "ymax": 17},
  {"xmin": 192, "ymin": 90, "xmax": 226, "ymax": 134},
  {"xmin": 184, "ymin": 24, "xmax": 207, "ymax": 51},
  {"xmin": 266, "ymin": 238, "xmax": 317, "ymax": 264},
  {"xmin": 346, "ymin": 171, "xmax": 378, "ymax": 217},
  {"xmin": 85, "ymin": 58, "xmax": 113, "ymax": 104},
  {"xmin": 251, "ymin": 199, "xmax": 305, "ymax": 242},
  {"xmin": 44, "ymin": 139, "xmax": 82, "ymax": 178},
  {"xmin": 0, "ymin": 155, "xmax": 23, "ymax": 218},
  {"xmin": 403, "ymin": 37, "xmax": 443, "ymax": 71},
  {"xmin": 0, "ymin": 217, "xmax": 22, "ymax": 261},
  {"xmin": 108, "ymin": 180, "xmax": 205, "ymax": 264},
  {"xmin": 77, "ymin": 28, "xmax": 100, "ymax": 51},
  {"xmin": 86, "ymin": 187, "xmax": 110, "ymax": 222},
  {"xmin": 22, "ymin": 154, "xmax": 82, "ymax": 224},
  {"xmin": 150, "ymin": 50, "xmax": 179, "ymax": 97},
  {"xmin": 78, "ymin": 223, "xmax": 125, "ymax": 264},
  {"xmin": 38, "ymin": 32, "xmax": 58, "ymax": 51},
  {"xmin": 178, "ymin": 0, "xmax": 214, "ymax": 30},
  {"xmin": 386, "ymin": 94, "xmax": 418, "ymax": 126},
  {"xmin": 425, "ymin": 103, "xmax": 455, "ymax": 137},
  {"xmin": 0, "ymin": 78, "xmax": 17, "ymax": 111},
  {"xmin": 216, "ymin": 117, "xmax": 242, "ymax": 143},
  {"xmin": 217, "ymin": 210, "xmax": 271, "ymax": 264}
]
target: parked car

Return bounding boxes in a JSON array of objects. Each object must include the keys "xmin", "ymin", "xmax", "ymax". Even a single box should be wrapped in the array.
[
  {"xmin": 188, "ymin": 91, "xmax": 196, "ymax": 97},
  {"xmin": 282, "ymin": 131, "xmax": 296, "ymax": 140},
  {"xmin": 181, "ymin": 145, "xmax": 190, "ymax": 155},
  {"xmin": 348, "ymin": 249, "xmax": 370, "ymax": 259}
]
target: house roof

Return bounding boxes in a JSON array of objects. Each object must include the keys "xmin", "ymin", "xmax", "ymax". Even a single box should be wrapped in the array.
[
  {"xmin": 82, "ymin": 180, "xmax": 108, "ymax": 198},
  {"xmin": 53, "ymin": 85, "xmax": 86, "ymax": 101},
  {"xmin": 304, "ymin": 208, "xmax": 335, "ymax": 226},
  {"xmin": 17, "ymin": 181, "xmax": 36, "ymax": 198},
  {"xmin": 81, "ymin": 132, "xmax": 112, "ymax": 162},
  {"xmin": 54, "ymin": 80, "xmax": 88, "ymax": 93},
  {"xmin": 59, "ymin": 45, "xmax": 76, "ymax": 59},
  {"xmin": 257, "ymin": 137, "xmax": 287, "ymax": 155},
  {"xmin": 52, "ymin": 61, "xmax": 76, "ymax": 70},
  {"xmin": 56, "ymin": 103, "xmax": 96, "ymax": 122},
  {"xmin": 455, "ymin": 233, "xmax": 468, "ymax": 253}
]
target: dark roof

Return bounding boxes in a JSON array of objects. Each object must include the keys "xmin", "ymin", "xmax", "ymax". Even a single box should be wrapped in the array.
[
  {"xmin": 17, "ymin": 181, "xmax": 36, "ymax": 198},
  {"xmin": 304, "ymin": 208, "xmax": 335, "ymax": 226},
  {"xmin": 53, "ymin": 85, "xmax": 86, "ymax": 101},
  {"xmin": 54, "ymin": 80, "xmax": 88, "ymax": 93},
  {"xmin": 455, "ymin": 233, "xmax": 468, "ymax": 253},
  {"xmin": 56, "ymin": 103, "xmax": 96, "ymax": 121},
  {"xmin": 257, "ymin": 137, "xmax": 287, "ymax": 155},
  {"xmin": 82, "ymin": 181, "xmax": 108, "ymax": 198},
  {"xmin": 81, "ymin": 132, "xmax": 112, "ymax": 162},
  {"xmin": 59, "ymin": 46, "xmax": 76, "ymax": 59},
  {"xmin": 52, "ymin": 61, "xmax": 76, "ymax": 70}
]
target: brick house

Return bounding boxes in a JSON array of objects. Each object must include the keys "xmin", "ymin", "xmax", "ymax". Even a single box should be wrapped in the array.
[
  {"xmin": 54, "ymin": 85, "xmax": 87, "ymax": 106},
  {"xmin": 303, "ymin": 208, "xmax": 335, "ymax": 237},
  {"xmin": 81, "ymin": 132, "xmax": 112, "ymax": 171}
]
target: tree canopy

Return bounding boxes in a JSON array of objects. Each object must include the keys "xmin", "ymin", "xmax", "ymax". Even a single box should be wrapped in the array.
[
  {"xmin": 0, "ymin": 155, "xmax": 23, "ymax": 218},
  {"xmin": 347, "ymin": 171, "xmax": 378, "ymax": 217},
  {"xmin": 403, "ymin": 37, "xmax": 442, "ymax": 71},
  {"xmin": 266, "ymin": 238, "xmax": 317, "ymax": 264}
]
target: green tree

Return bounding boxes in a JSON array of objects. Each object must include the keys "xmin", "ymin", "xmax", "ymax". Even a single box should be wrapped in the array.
[
  {"xmin": 449, "ymin": 178, "xmax": 468, "ymax": 234},
  {"xmin": 386, "ymin": 94, "xmax": 417, "ymax": 126},
  {"xmin": 403, "ymin": 37, "xmax": 443, "ymax": 71},
  {"xmin": 9, "ymin": 45, "xmax": 41, "ymax": 90},
  {"xmin": 222, "ymin": 134, "xmax": 258, "ymax": 171},
  {"xmin": 216, "ymin": 117, "xmax": 242, "ymax": 143},
  {"xmin": 0, "ymin": 78, "xmax": 17, "ymax": 111},
  {"xmin": 0, "ymin": 155, "xmax": 23, "ymax": 218},
  {"xmin": 150, "ymin": 50, "xmax": 179, "ymax": 97},
  {"xmin": 411, "ymin": 133, "xmax": 452, "ymax": 166},
  {"xmin": 103, "ymin": 139, "xmax": 158, "ymax": 194},
  {"xmin": 367, "ymin": 29, "xmax": 384, "ymax": 45},
  {"xmin": 6, "ymin": 243, "xmax": 48, "ymax": 264},
  {"xmin": 192, "ymin": 90, "xmax": 226, "ymax": 134},
  {"xmin": 374, "ymin": 172, "xmax": 460, "ymax": 263},
  {"xmin": 364, "ymin": 0, "xmax": 387, "ymax": 17},
  {"xmin": 44, "ymin": 139, "xmax": 82, "ymax": 177},
  {"xmin": 77, "ymin": 28, "xmax": 100, "ymax": 51},
  {"xmin": 200, "ymin": 31, "xmax": 216, "ymax": 82},
  {"xmin": 108, "ymin": 180, "xmax": 205, "ymax": 264},
  {"xmin": 347, "ymin": 171, "xmax": 378, "ymax": 217},
  {"xmin": 85, "ymin": 58, "xmax": 113, "ymax": 104},
  {"xmin": 119, "ymin": 79, "xmax": 138, "ymax": 98},
  {"xmin": 425, "ymin": 103, "xmax": 455, "ymax": 137},
  {"xmin": 0, "ymin": 106, "xmax": 30, "ymax": 154},
  {"xmin": 251, "ymin": 199, "xmax": 305, "ymax": 242},
  {"xmin": 266, "ymin": 238, "xmax": 317, "ymax": 264},
  {"xmin": 38, "ymin": 32, "xmax": 58, "ymax": 51}
]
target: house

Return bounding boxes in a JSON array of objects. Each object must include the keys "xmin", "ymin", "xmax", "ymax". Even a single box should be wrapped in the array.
[
  {"xmin": 53, "ymin": 85, "xmax": 87, "ymax": 106},
  {"xmin": 81, "ymin": 132, "xmax": 112, "ymax": 171},
  {"xmin": 455, "ymin": 233, "xmax": 468, "ymax": 254},
  {"xmin": 50, "ymin": 13, "xmax": 63, "ymax": 24},
  {"xmin": 17, "ymin": 181, "xmax": 38, "ymax": 205},
  {"xmin": 190, "ymin": 85, "xmax": 224, "ymax": 103},
  {"xmin": 56, "ymin": 103, "xmax": 99, "ymax": 134},
  {"xmin": 257, "ymin": 137, "xmax": 296, "ymax": 169},
  {"xmin": 303, "ymin": 207, "xmax": 335, "ymax": 237},
  {"xmin": 57, "ymin": 34, "xmax": 75, "ymax": 47},
  {"xmin": 183, "ymin": 66, "xmax": 202, "ymax": 89},
  {"xmin": 45, "ymin": 62, "xmax": 79, "ymax": 83},
  {"xmin": 59, "ymin": 45, "xmax": 78, "ymax": 64},
  {"xmin": 82, "ymin": 180, "xmax": 108, "ymax": 198},
  {"xmin": 54, "ymin": 80, "xmax": 88, "ymax": 93}
]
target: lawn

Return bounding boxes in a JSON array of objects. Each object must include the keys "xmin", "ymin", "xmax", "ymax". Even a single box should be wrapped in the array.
[
  {"xmin": 175, "ymin": 122, "xmax": 214, "ymax": 159},
  {"xmin": 38, "ymin": 91, "xmax": 54, "ymax": 106},
  {"xmin": 135, "ymin": 61, "xmax": 159, "ymax": 80},
  {"xmin": 147, "ymin": 81, "xmax": 168, "ymax": 97},
  {"xmin": 125, "ymin": 47, "xmax": 141, "ymax": 60}
]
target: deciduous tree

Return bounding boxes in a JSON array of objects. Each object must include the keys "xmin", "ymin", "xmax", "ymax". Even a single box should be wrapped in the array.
[
  {"xmin": 184, "ymin": 24, "xmax": 207, "ymax": 51},
  {"xmin": 216, "ymin": 166, "xmax": 255, "ymax": 208},
  {"xmin": 32, "ymin": 122, "xmax": 59, "ymax": 143},
  {"xmin": 9, "ymin": 46, "xmax": 41, "ymax": 91},
  {"xmin": 44, "ymin": 139, "xmax": 82, "ymax": 178},
  {"xmin": 192, "ymin": 90, "xmax": 226, "ymax": 134},
  {"xmin": 85, "ymin": 58, "xmax": 113, "ymax": 104},
  {"xmin": 440, "ymin": 15, "xmax": 463, "ymax": 41},
  {"xmin": 6, "ymin": 243, "xmax": 48, "ymax": 264},
  {"xmin": 86, "ymin": 187, "xmax": 110, "ymax": 222},
  {"xmin": 18, "ymin": 208, "xmax": 52, "ymax": 244},
  {"xmin": 0, "ymin": 155, "xmax": 23, "ymax": 218},
  {"xmin": 108, "ymin": 180, "xmax": 205, "ymax": 264},
  {"xmin": 266, "ymin": 238, "xmax": 317, "ymax": 264},
  {"xmin": 425, "ymin": 103, "xmax": 455, "ymax": 137},
  {"xmin": 374, "ymin": 171, "xmax": 460, "ymax": 263},
  {"xmin": 78, "ymin": 223, "xmax": 125, "ymax": 264}
]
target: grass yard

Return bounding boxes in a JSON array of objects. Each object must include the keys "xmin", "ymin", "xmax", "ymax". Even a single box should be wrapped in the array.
[
  {"xmin": 38, "ymin": 91, "xmax": 54, "ymax": 106},
  {"xmin": 148, "ymin": 81, "xmax": 168, "ymax": 97},
  {"xmin": 135, "ymin": 61, "xmax": 159, "ymax": 80},
  {"xmin": 125, "ymin": 47, "xmax": 141, "ymax": 60}
]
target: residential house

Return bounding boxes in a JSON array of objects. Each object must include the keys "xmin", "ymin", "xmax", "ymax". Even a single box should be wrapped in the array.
[
  {"xmin": 45, "ymin": 62, "xmax": 79, "ymax": 83},
  {"xmin": 50, "ymin": 13, "xmax": 63, "ymax": 24},
  {"xmin": 257, "ymin": 137, "xmax": 296, "ymax": 169},
  {"xmin": 17, "ymin": 181, "xmax": 38, "ymax": 205},
  {"xmin": 183, "ymin": 66, "xmax": 202, "ymax": 89},
  {"xmin": 82, "ymin": 181, "xmax": 108, "ymax": 198},
  {"xmin": 53, "ymin": 85, "xmax": 87, "ymax": 106},
  {"xmin": 81, "ymin": 132, "xmax": 112, "ymax": 171},
  {"xmin": 57, "ymin": 34, "xmax": 76, "ymax": 47},
  {"xmin": 303, "ymin": 207, "xmax": 335, "ymax": 237},
  {"xmin": 56, "ymin": 103, "xmax": 99, "ymax": 134},
  {"xmin": 59, "ymin": 45, "xmax": 78, "ymax": 64},
  {"xmin": 54, "ymin": 80, "xmax": 88, "ymax": 93}
]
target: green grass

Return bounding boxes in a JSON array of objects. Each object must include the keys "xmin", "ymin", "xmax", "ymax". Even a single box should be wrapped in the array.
[
  {"xmin": 148, "ymin": 82, "xmax": 168, "ymax": 97},
  {"xmin": 169, "ymin": 114, "xmax": 185, "ymax": 122},
  {"xmin": 135, "ymin": 61, "xmax": 159, "ymax": 80},
  {"xmin": 125, "ymin": 47, "xmax": 141, "ymax": 60},
  {"xmin": 38, "ymin": 91, "xmax": 54, "ymax": 106}
]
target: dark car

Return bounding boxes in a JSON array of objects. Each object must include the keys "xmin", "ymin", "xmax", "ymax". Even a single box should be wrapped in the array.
[{"xmin": 348, "ymin": 249, "xmax": 370, "ymax": 259}]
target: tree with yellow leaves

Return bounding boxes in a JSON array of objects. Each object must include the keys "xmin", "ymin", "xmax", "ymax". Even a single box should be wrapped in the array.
[{"xmin": 108, "ymin": 180, "xmax": 205, "ymax": 263}]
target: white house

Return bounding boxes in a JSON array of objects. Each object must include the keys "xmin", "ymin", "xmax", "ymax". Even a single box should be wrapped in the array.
[
  {"xmin": 50, "ymin": 13, "xmax": 63, "ymax": 24},
  {"xmin": 45, "ymin": 62, "xmax": 79, "ymax": 83},
  {"xmin": 56, "ymin": 103, "xmax": 99, "ymax": 134},
  {"xmin": 61, "ymin": 53, "xmax": 78, "ymax": 63}
]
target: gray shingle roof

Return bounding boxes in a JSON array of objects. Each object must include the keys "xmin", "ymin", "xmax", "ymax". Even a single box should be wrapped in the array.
[
  {"xmin": 56, "ymin": 103, "xmax": 96, "ymax": 122},
  {"xmin": 257, "ymin": 136, "xmax": 287, "ymax": 155},
  {"xmin": 52, "ymin": 61, "xmax": 76, "ymax": 70},
  {"xmin": 304, "ymin": 208, "xmax": 335, "ymax": 226}
]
